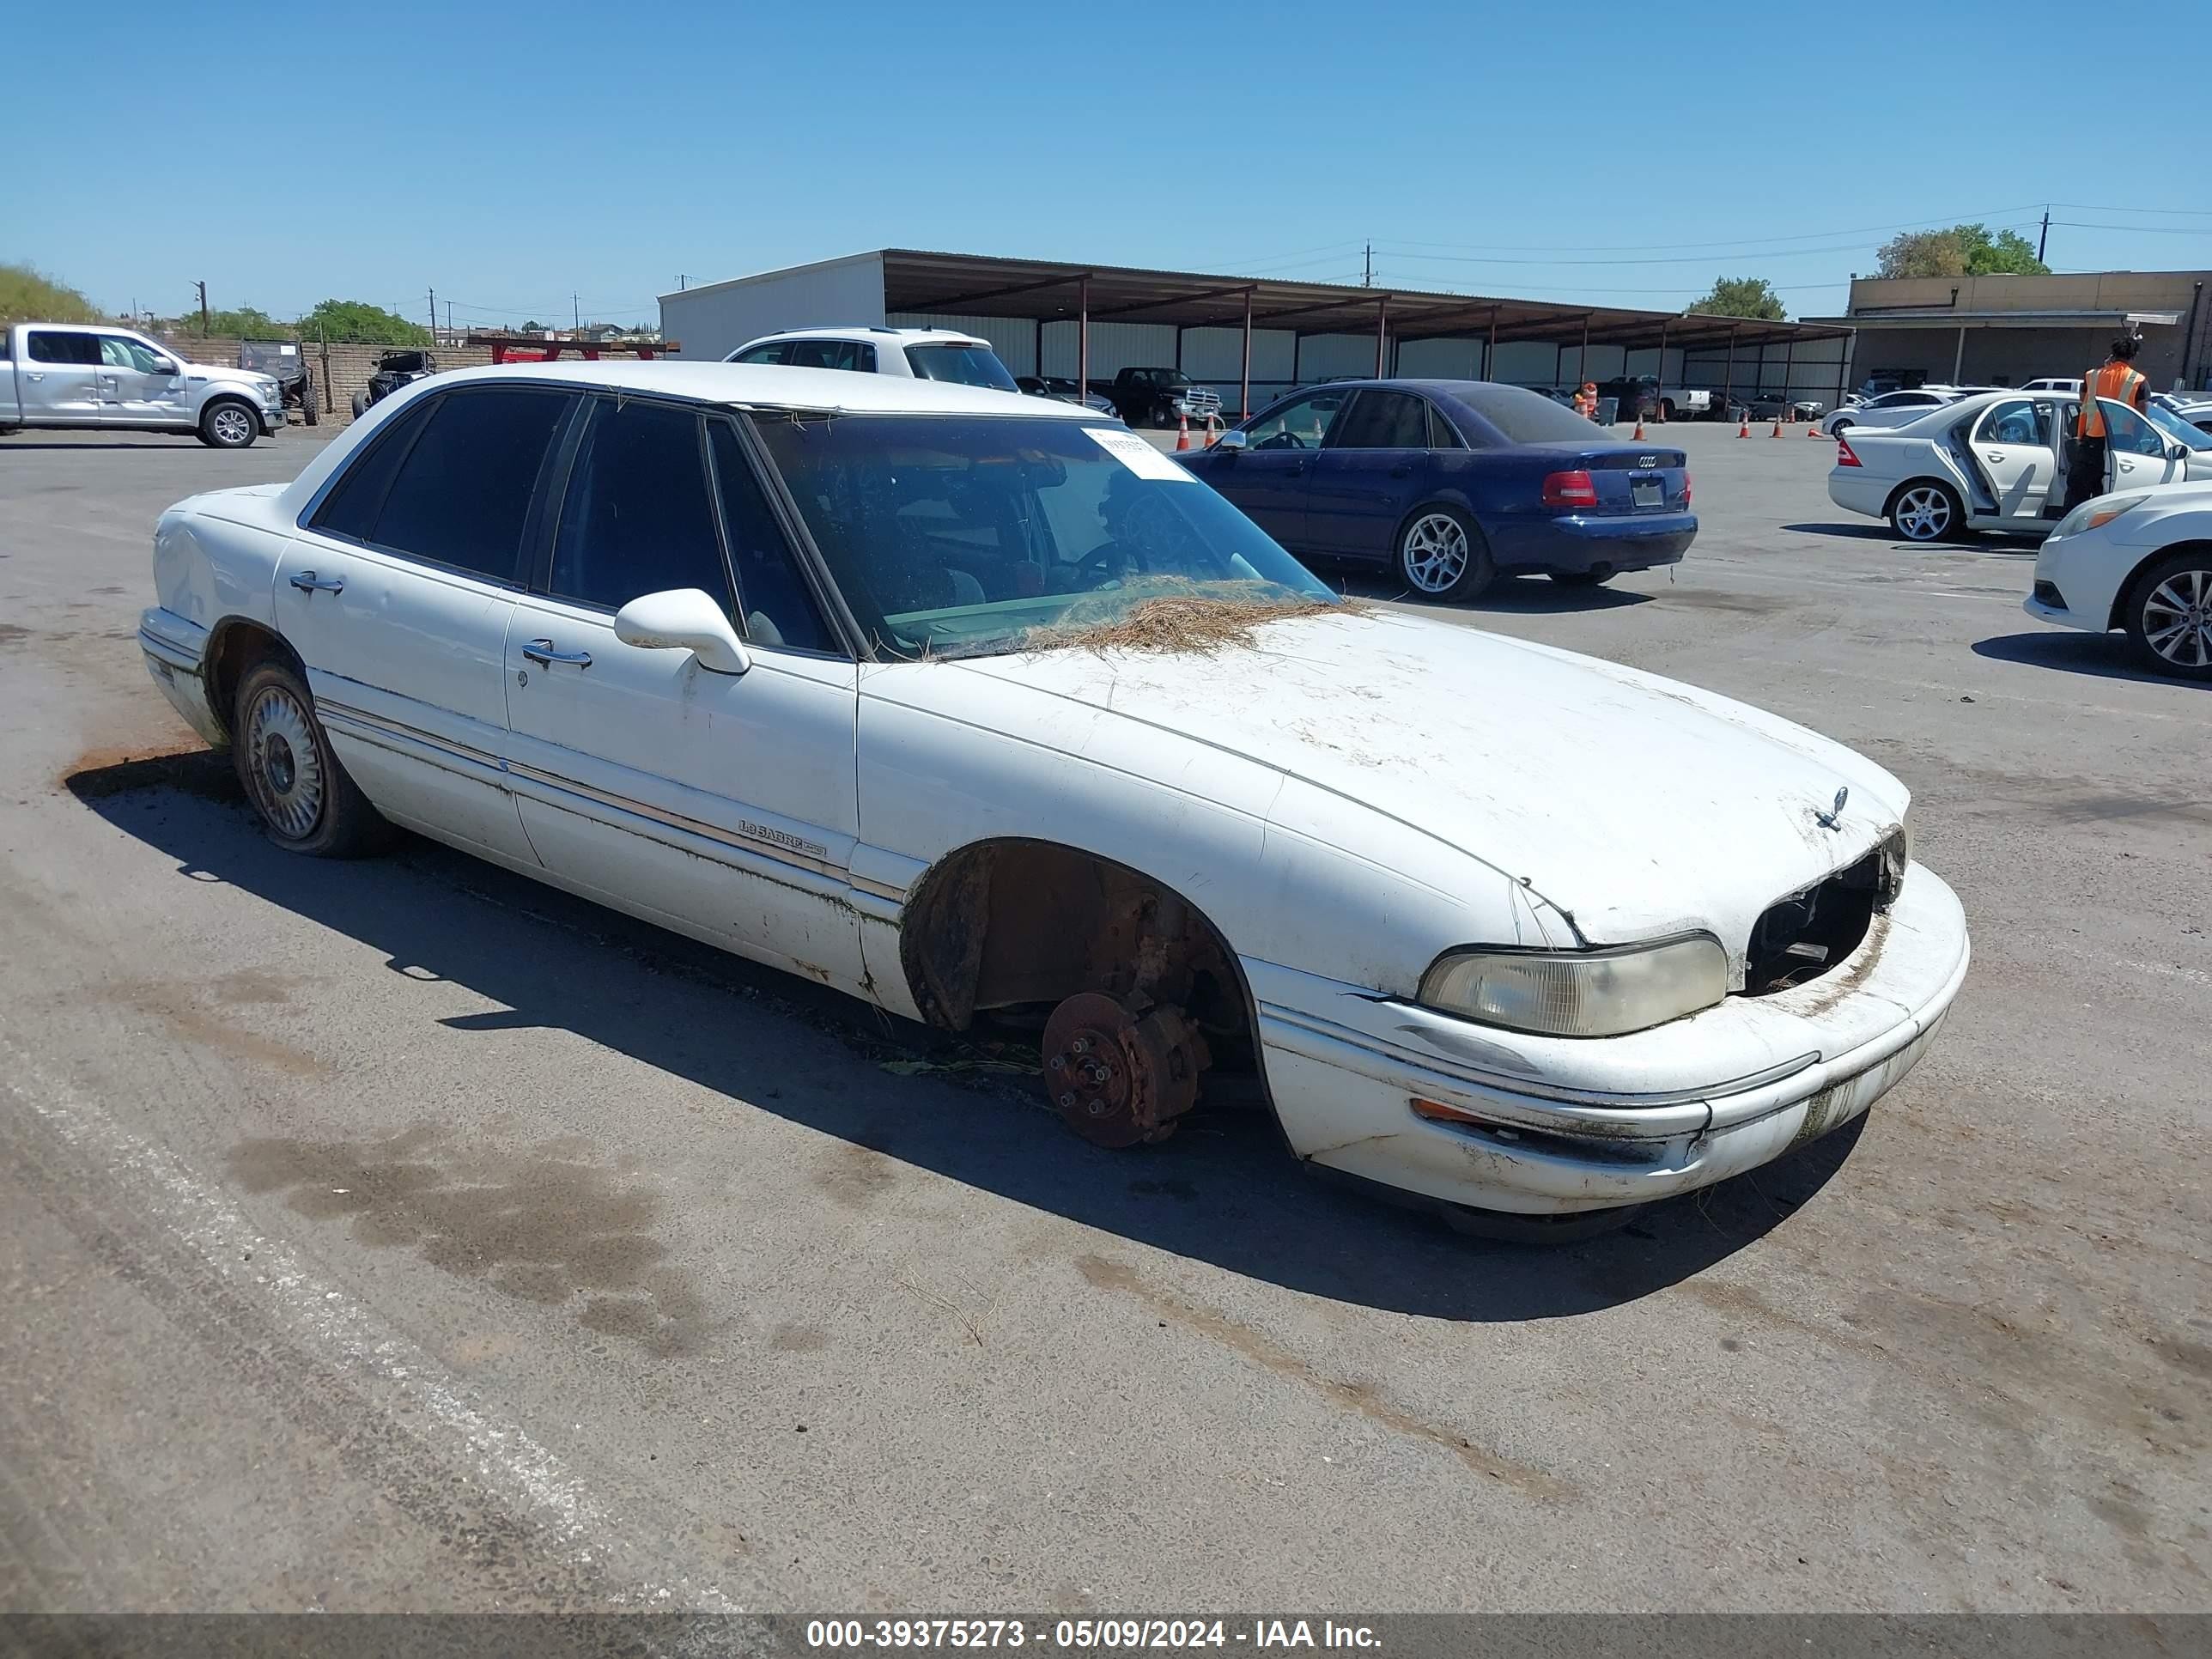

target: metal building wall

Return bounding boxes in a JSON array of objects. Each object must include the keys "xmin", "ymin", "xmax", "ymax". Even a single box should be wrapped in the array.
[{"xmin": 659, "ymin": 253, "xmax": 887, "ymax": 360}]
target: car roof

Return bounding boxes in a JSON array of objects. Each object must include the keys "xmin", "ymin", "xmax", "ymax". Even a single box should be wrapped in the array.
[
  {"xmin": 274, "ymin": 361, "xmax": 1095, "ymax": 517},
  {"xmin": 736, "ymin": 325, "xmax": 987, "ymax": 346},
  {"xmin": 418, "ymin": 358, "xmax": 1084, "ymax": 416}
]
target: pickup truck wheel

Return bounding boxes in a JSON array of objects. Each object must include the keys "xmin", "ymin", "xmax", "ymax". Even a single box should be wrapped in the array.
[
  {"xmin": 233, "ymin": 660, "xmax": 390, "ymax": 857},
  {"xmin": 199, "ymin": 398, "xmax": 258, "ymax": 449},
  {"xmin": 1395, "ymin": 506, "xmax": 1494, "ymax": 602}
]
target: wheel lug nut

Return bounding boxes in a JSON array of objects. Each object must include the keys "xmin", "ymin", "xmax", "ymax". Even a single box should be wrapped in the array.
[
  {"xmin": 1059, "ymin": 1092, "xmax": 1075, "ymax": 1108},
  {"xmin": 1048, "ymin": 1055, "xmax": 1065, "ymax": 1072}
]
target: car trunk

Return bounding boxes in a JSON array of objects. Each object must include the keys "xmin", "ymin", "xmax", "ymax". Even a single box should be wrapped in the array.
[{"xmin": 1527, "ymin": 442, "xmax": 1690, "ymax": 515}]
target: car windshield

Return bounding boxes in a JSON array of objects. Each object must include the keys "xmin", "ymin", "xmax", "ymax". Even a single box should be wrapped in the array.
[
  {"xmin": 750, "ymin": 413, "xmax": 1338, "ymax": 659},
  {"xmin": 2145, "ymin": 400, "xmax": 2212, "ymax": 450},
  {"xmin": 902, "ymin": 344, "xmax": 1018, "ymax": 392}
]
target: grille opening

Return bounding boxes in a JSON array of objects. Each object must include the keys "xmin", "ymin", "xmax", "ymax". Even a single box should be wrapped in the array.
[{"xmin": 1741, "ymin": 849, "xmax": 1887, "ymax": 996}]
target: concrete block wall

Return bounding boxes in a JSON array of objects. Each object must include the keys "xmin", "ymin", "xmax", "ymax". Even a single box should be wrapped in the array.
[{"xmin": 156, "ymin": 334, "xmax": 499, "ymax": 427}]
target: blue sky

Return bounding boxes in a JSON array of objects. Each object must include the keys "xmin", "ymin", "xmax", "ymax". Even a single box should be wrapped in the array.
[{"xmin": 13, "ymin": 1, "xmax": 2211, "ymax": 329}]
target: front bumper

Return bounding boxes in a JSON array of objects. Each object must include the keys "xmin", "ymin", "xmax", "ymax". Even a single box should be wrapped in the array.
[
  {"xmin": 138, "ymin": 607, "xmax": 226, "ymax": 747},
  {"xmin": 1248, "ymin": 865, "xmax": 1969, "ymax": 1216}
]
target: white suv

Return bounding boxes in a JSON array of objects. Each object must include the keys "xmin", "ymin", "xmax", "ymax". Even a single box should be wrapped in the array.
[{"xmin": 724, "ymin": 326, "xmax": 1019, "ymax": 392}]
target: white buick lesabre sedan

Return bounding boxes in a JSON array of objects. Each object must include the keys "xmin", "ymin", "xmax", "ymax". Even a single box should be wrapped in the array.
[{"xmin": 139, "ymin": 362, "xmax": 1969, "ymax": 1237}]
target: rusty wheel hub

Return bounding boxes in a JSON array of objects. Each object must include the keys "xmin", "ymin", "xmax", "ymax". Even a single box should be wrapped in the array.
[{"xmin": 1041, "ymin": 992, "xmax": 1211, "ymax": 1148}]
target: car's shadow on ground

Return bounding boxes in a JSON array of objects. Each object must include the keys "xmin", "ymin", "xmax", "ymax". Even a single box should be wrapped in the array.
[
  {"xmin": 1972, "ymin": 629, "xmax": 2204, "ymax": 688},
  {"xmin": 1780, "ymin": 521, "xmax": 2045, "ymax": 557},
  {"xmin": 67, "ymin": 750, "xmax": 1862, "ymax": 1322},
  {"xmin": 0, "ymin": 440, "xmax": 216, "ymax": 452},
  {"xmin": 1327, "ymin": 569, "xmax": 1652, "ymax": 614}
]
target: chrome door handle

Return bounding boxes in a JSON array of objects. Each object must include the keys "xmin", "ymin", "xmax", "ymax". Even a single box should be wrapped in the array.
[
  {"xmin": 288, "ymin": 570, "xmax": 344, "ymax": 593},
  {"xmin": 522, "ymin": 638, "xmax": 592, "ymax": 667}
]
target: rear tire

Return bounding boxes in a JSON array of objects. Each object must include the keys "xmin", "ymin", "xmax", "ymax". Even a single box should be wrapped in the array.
[
  {"xmin": 2124, "ymin": 550, "xmax": 2212, "ymax": 681},
  {"xmin": 232, "ymin": 659, "xmax": 391, "ymax": 857},
  {"xmin": 1887, "ymin": 480, "xmax": 1963, "ymax": 544},
  {"xmin": 1829, "ymin": 416, "xmax": 1853, "ymax": 434},
  {"xmin": 1395, "ymin": 504, "xmax": 1494, "ymax": 602},
  {"xmin": 198, "ymin": 398, "xmax": 258, "ymax": 449}
]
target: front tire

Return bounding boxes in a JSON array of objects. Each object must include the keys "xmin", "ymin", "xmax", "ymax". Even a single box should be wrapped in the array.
[
  {"xmin": 2124, "ymin": 550, "xmax": 2212, "ymax": 680},
  {"xmin": 1888, "ymin": 480, "xmax": 1963, "ymax": 544},
  {"xmin": 232, "ymin": 659, "xmax": 390, "ymax": 857},
  {"xmin": 1395, "ymin": 505, "xmax": 1494, "ymax": 602},
  {"xmin": 1829, "ymin": 416, "xmax": 1853, "ymax": 434},
  {"xmin": 199, "ymin": 398, "xmax": 258, "ymax": 449}
]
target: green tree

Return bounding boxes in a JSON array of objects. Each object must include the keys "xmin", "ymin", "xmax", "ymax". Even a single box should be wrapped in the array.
[
  {"xmin": 1686, "ymin": 276, "xmax": 1787, "ymax": 321},
  {"xmin": 295, "ymin": 299, "xmax": 430, "ymax": 345},
  {"xmin": 0, "ymin": 263, "xmax": 105, "ymax": 326},
  {"xmin": 157, "ymin": 304, "xmax": 293, "ymax": 337},
  {"xmin": 1876, "ymin": 224, "xmax": 2050, "ymax": 279}
]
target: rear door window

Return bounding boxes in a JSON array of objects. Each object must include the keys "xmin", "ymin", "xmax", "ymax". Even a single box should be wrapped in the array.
[
  {"xmin": 549, "ymin": 398, "xmax": 731, "ymax": 611},
  {"xmin": 361, "ymin": 386, "xmax": 573, "ymax": 582},
  {"xmin": 310, "ymin": 395, "xmax": 439, "ymax": 543},
  {"xmin": 733, "ymin": 343, "xmax": 790, "ymax": 365},
  {"xmin": 1331, "ymin": 390, "xmax": 1430, "ymax": 449},
  {"xmin": 27, "ymin": 331, "xmax": 100, "ymax": 366},
  {"xmin": 1427, "ymin": 404, "xmax": 1466, "ymax": 449},
  {"xmin": 1976, "ymin": 399, "xmax": 2049, "ymax": 447},
  {"xmin": 787, "ymin": 338, "xmax": 874, "ymax": 373}
]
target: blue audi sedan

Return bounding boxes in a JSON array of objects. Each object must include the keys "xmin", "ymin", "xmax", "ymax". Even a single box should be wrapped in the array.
[{"xmin": 1178, "ymin": 379, "xmax": 1695, "ymax": 601}]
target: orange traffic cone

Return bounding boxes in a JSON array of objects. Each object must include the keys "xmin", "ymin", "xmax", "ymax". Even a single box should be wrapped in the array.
[
  {"xmin": 1632, "ymin": 417, "xmax": 1647, "ymax": 441},
  {"xmin": 1204, "ymin": 414, "xmax": 1220, "ymax": 447},
  {"xmin": 1808, "ymin": 422, "xmax": 1824, "ymax": 438},
  {"xmin": 1737, "ymin": 415, "xmax": 1751, "ymax": 438},
  {"xmin": 1770, "ymin": 418, "xmax": 1784, "ymax": 438},
  {"xmin": 1175, "ymin": 414, "xmax": 1191, "ymax": 452}
]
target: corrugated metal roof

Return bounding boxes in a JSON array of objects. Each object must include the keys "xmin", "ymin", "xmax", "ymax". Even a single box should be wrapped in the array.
[{"xmin": 664, "ymin": 249, "xmax": 1851, "ymax": 352}]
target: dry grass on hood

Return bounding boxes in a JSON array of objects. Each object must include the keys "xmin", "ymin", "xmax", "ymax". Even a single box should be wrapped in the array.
[{"xmin": 1024, "ymin": 579, "xmax": 1366, "ymax": 656}]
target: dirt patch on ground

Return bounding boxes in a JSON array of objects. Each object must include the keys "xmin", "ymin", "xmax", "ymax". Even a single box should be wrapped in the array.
[
  {"xmin": 61, "ymin": 740, "xmax": 232, "ymax": 802},
  {"xmin": 1025, "ymin": 582, "xmax": 1366, "ymax": 657}
]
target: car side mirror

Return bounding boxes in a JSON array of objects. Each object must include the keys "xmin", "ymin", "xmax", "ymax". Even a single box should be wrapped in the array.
[
  {"xmin": 2170, "ymin": 441, "xmax": 2192, "ymax": 461},
  {"xmin": 151, "ymin": 359, "xmax": 179, "ymax": 376},
  {"xmin": 1213, "ymin": 428, "xmax": 1248, "ymax": 453},
  {"xmin": 612, "ymin": 587, "xmax": 752, "ymax": 676}
]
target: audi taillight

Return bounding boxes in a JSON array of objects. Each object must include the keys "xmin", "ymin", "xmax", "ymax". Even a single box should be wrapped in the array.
[
  {"xmin": 1682, "ymin": 471, "xmax": 1692, "ymax": 507},
  {"xmin": 1836, "ymin": 435, "xmax": 1863, "ymax": 467},
  {"xmin": 1542, "ymin": 469, "xmax": 1598, "ymax": 508}
]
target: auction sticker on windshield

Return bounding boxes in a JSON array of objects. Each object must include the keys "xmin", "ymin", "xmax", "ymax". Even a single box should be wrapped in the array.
[{"xmin": 1085, "ymin": 426, "xmax": 1196, "ymax": 482}]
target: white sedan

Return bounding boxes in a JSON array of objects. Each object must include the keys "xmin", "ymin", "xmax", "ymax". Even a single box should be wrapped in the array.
[
  {"xmin": 1826, "ymin": 389, "xmax": 2212, "ymax": 542},
  {"xmin": 2026, "ymin": 481, "xmax": 2212, "ymax": 678},
  {"xmin": 1820, "ymin": 387, "xmax": 1962, "ymax": 435},
  {"xmin": 137, "ymin": 362, "xmax": 1968, "ymax": 1237}
]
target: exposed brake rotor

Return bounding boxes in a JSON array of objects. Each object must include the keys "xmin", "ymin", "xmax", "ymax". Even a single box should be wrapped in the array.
[{"xmin": 1041, "ymin": 991, "xmax": 1211, "ymax": 1148}]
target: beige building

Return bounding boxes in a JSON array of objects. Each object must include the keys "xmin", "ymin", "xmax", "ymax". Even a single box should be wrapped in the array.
[{"xmin": 1812, "ymin": 270, "xmax": 2210, "ymax": 396}]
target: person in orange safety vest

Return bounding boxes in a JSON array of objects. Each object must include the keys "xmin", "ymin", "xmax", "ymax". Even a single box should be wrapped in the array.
[{"xmin": 2061, "ymin": 335, "xmax": 2151, "ymax": 514}]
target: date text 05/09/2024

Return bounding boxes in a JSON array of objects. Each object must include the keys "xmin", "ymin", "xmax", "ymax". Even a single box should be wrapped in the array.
[{"xmin": 805, "ymin": 1620, "xmax": 1382, "ymax": 1650}]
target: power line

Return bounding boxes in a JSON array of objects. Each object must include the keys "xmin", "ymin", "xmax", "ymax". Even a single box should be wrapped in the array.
[
  {"xmin": 2047, "ymin": 221, "xmax": 2212, "ymax": 236},
  {"xmin": 2047, "ymin": 202, "xmax": 2212, "ymax": 218}
]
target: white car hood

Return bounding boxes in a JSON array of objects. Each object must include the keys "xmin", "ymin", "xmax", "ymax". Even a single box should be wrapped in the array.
[{"xmin": 937, "ymin": 609, "xmax": 1909, "ymax": 957}]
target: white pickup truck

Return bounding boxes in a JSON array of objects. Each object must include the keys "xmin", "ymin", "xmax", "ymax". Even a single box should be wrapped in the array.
[{"xmin": 0, "ymin": 322, "xmax": 287, "ymax": 447}]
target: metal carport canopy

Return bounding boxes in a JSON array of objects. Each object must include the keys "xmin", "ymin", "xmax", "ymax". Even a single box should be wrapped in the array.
[{"xmin": 878, "ymin": 247, "xmax": 1851, "ymax": 404}]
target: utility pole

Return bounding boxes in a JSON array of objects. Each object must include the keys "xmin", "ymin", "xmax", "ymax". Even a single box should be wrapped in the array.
[
  {"xmin": 1362, "ymin": 243, "xmax": 1372, "ymax": 287},
  {"xmin": 2037, "ymin": 209, "xmax": 2051, "ymax": 264},
  {"xmin": 573, "ymin": 293, "xmax": 580, "ymax": 332},
  {"xmin": 678, "ymin": 274, "xmax": 687, "ymax": 290},
  {"xmin": 428, "ymin": 286, "xmax": 438, "ymax": 341},
  {"xmin": 194, "ymin": 281, "xmax": 209, "ymax": 335},
  {"xmin": 445, "ymin": 301, "xmax": 453, "ymax": 334}
]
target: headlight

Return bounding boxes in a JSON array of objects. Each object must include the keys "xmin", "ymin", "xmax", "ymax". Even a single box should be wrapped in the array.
[
  {"xmin": 1417, "ymin": 935, "xmax": 1728, "ymax": 1039},
  {"xmin": 2051, "ymin": 493, "xmax": 2148, "ymax": 539}
]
